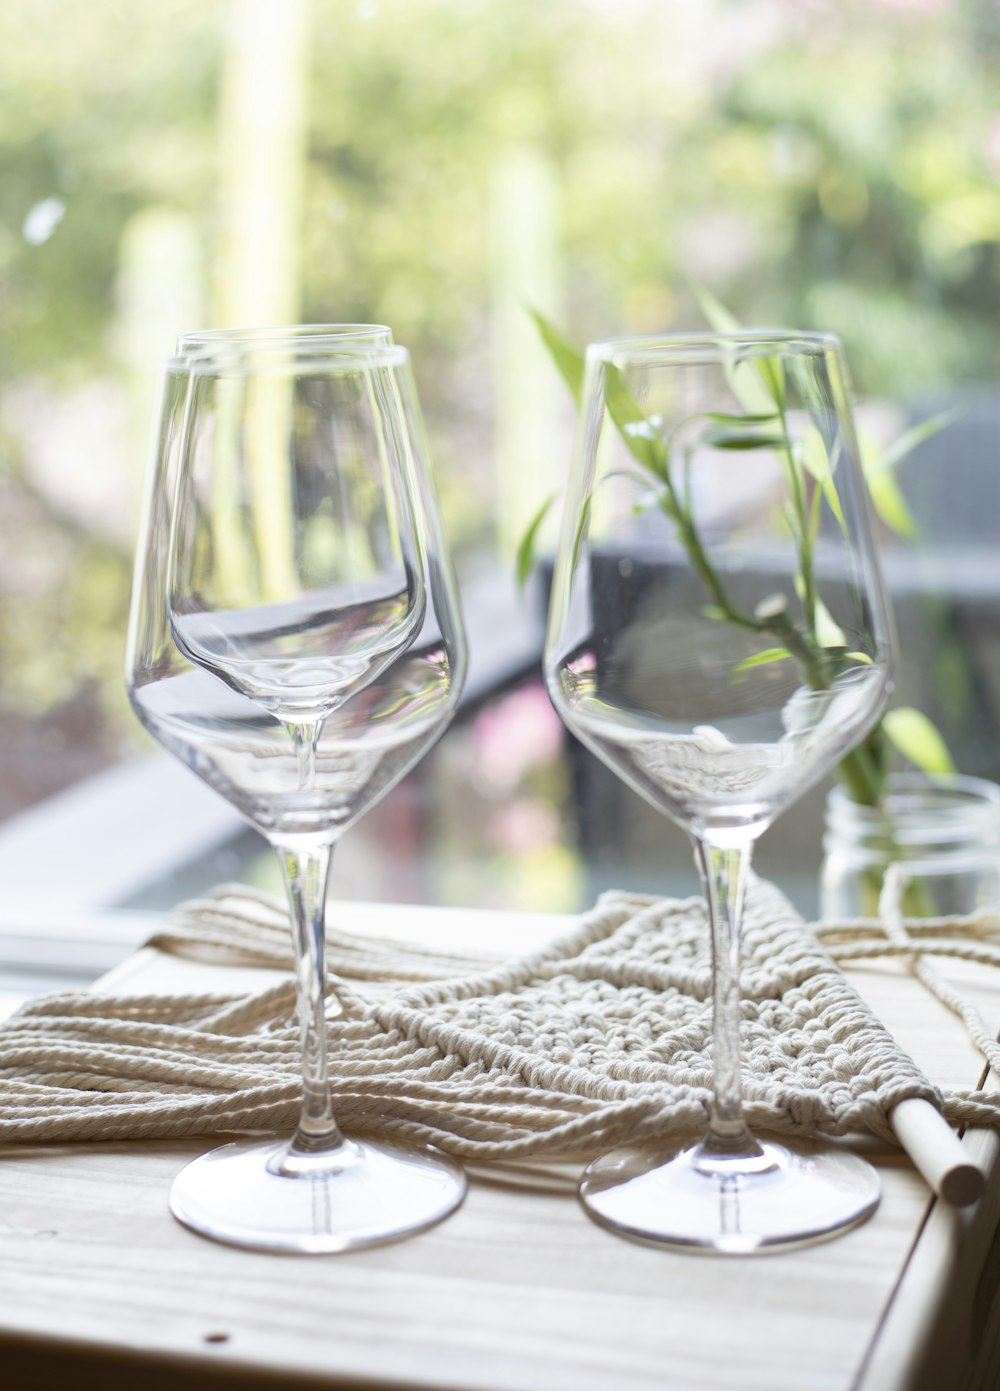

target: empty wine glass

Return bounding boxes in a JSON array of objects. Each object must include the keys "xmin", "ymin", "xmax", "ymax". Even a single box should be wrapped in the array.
[
  {"xmin": 126, "ymin": 341, "xmax": 468, "ymax": 1253},
  {"xmin": 544, "ymin": 331, "xmax": 894, "ymax": 1252}
]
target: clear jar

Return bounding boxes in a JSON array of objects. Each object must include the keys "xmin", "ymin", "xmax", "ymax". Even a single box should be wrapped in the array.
[{"xmin": 820, "ymin": 773, "xmax": 1000, "ymax": 921}]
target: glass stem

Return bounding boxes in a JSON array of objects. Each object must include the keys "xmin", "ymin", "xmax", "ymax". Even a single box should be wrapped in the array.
[
  {"xmin": 286, "ymin": 720, "xmax": 320, "ymax": 791},
  {"xmin": 692, "ymin": 832, "xmax": 766, "ymax": 1168},
  {"xmin": 275, "ymin": 835, "xmax": 346, "ymax": 1157}
]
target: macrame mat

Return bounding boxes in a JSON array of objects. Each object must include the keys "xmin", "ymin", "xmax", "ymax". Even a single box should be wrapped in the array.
[{"xmin": 2, "ymin": 874, "xmax": 1000, "ymax": 1157}]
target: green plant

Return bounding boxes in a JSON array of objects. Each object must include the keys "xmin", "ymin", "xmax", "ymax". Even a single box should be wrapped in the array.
[{"xmin": 521, "ymin": 305, "xmax": 955, "ymax": 808}]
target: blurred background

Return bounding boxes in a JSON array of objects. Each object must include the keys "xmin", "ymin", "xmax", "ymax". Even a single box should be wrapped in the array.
[{"xmin": 2, "ymin": 0, "xmax": 999, "ymax": 920}]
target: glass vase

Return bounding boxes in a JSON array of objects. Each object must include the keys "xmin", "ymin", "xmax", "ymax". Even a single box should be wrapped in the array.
[{"xmin": 821, "ymin": 773, "xmax": 1000, "ymax": 921}]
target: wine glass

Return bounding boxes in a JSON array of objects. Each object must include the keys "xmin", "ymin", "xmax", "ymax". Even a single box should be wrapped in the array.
[
  {"xmin": 127, "ymin": 326, "xmax": 395, "ymax": 683},
  {"xmin": 125, "ymin": 341, "xmax": 468, "ymax": 1253},
  {"xmin": 544, "ymin": 331, "xmax": 894, "ymax": 1253}
]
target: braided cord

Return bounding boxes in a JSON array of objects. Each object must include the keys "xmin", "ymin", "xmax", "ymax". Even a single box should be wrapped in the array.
[{"xmin": 0, "ymin": 877, "xmax": 996, "ymax": 1153}]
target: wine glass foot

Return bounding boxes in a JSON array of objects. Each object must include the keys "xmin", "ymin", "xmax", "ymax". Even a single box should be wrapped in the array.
[
  {"xmin": 170, "ymin": 1135, "xmax": 467, "ymax": 1254},
  {"xmin": 579, "ymin": 1136, "xmax": 880, "ymax": 1254}
]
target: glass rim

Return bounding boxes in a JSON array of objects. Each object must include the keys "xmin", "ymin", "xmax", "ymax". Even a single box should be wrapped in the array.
[
  {"xmin": 176, "ymin": 323, "xmax": 393, "ymax": 353},
  {"xmin": 827, "ymin": 773, "xmax": 1000, "ymax": 827},
  {"xmin": 587, "ymin": 328, "xmax": 843, "ymax": 365},
  {"xmin": 163, "ymin": 341, "xmax": 410, "ymax": 376}
]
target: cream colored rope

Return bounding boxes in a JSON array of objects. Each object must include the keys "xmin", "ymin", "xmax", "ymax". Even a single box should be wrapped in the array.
[
  {"xmin": 814, "ymin": 863, "xmax": 1000, "ymax": 1122},
  {"xmin": 0, "ymin": 876, "xmax": 997, "ymax": 1156}
]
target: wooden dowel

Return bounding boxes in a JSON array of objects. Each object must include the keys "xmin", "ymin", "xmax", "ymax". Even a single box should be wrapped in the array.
[{"xmin": 889, "ymin": 1096, "xmax": 986, "ymax": 1207}]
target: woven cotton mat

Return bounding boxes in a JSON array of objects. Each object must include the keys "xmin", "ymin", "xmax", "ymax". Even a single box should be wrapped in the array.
[{"xmin": 1, "ymin": 875, "xmax": 999, "ymax": 1156}]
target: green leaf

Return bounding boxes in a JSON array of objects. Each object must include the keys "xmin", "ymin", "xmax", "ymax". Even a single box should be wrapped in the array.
[
  {"xmin": 569, "ymin": 488, "xmax": 596, "ymax": 576},
  {"xmin": 604, "ymin": 364, "xmax": 669, "ymax": 481},
  {"xmin": 877, "ymin": 409, "xmax": 959, "ymax": 475},
  {"xmin": 796, "ymin": 574, "xmax": 847, "ymax": 647},
  {"xmin": 859, "ymin": 430, "xmax": 917, "ymax": 536},
  {"xmin": 691, "ymin": 283, "xmax": 742, "ymax": 333},
  {"xmin": 730, "ymin": 358, "xmax": 781, "ymax": 416},
  {"xmin": 566, "ymin": 468, "xmax": 651, "ymax": 573},
  {"xmin": 858, "ymin": 413, "xmax": 958, "ymax": 539},
  {"xmin": 814, "ymin": 596, "xmax": 846, "ymax": 647},
  {"xmin": 882, "ymin": 706, "xmax": 956, "ymax": 775},
  {"xmin": 603, "ymin": 363, "xmax": 648, "ymax": 430},
  {"xmin": 800, "ymin": 425, "xmax": 846, "ymax": 533},
  {"xmin": 704, "ymin": 411, "xmax": 779, "ymax": 425},
  {"xmin": 807, "ymin": 479, "xmax": 823, "ymax": 547},
  {"xmin": 867, "ymin": 466, "xmax": 918, "ymax": 538},
  {"xmin": 756, "ymin": 354, "xmax": 785, "ymax": 409},
  {"xmin": 702, "ymin": 426, "xmax": 789, "ymax": 450},
  {"xmin": 845, "ymin": 650, "xmax": 874, "ymax": 664},
  {"xmin": 528, "ymin": 308, "xmax": 585, "ymax": 406},
  {"xmin": 856, "ymin": 428, "xmax": 883, "ymax": 484},
  {"xmin": 732, "ymin": 647, "xmax": 793, "ymax": 675},
  {"xmin": 515, "ymin": 493, "xmax": 556, "ymax": 589},
  {"xmin": 690, "ymin": 284, "xmax": 784, "ymax": 412}
]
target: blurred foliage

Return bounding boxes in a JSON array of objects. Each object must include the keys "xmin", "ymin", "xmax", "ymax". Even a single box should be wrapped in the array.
[
  {"xmin": 0, "ymin": 0, "xmax": 220, "ymax": 380},
  {"xmin": 1, "ymin": 0, "xmax": 1000, "ymax": 806}
]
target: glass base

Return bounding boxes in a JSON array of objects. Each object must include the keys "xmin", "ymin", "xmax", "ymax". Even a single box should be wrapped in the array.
[
  {"xmin": 579, "ymin": 1136, "xmax": 880, "ymax": 1254},
  {"xmin": 170, "ymin": 1135, "xmax": 468, "ymax": 1254}
]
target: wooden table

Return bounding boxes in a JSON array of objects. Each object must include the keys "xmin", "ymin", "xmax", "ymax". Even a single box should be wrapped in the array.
[{"xmin": 0, "ymin": 900, "xmax": 998, "ymax": 1391}]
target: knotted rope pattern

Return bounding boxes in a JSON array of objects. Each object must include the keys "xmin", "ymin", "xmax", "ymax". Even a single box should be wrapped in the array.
[{"xmin": 0, "ymin": 875, "xmax": 998, "ymax": 1156}]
